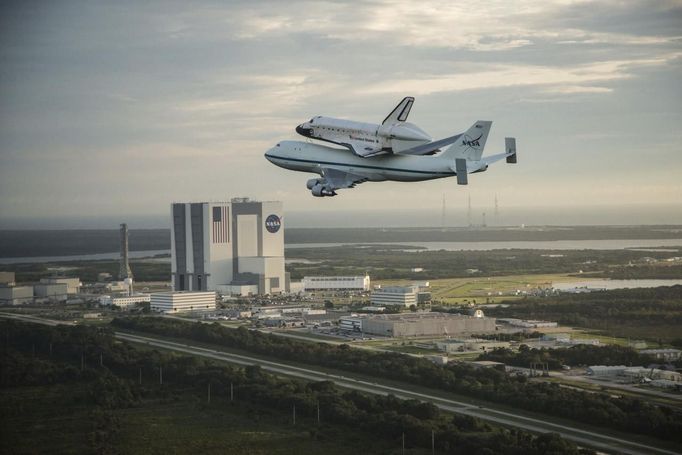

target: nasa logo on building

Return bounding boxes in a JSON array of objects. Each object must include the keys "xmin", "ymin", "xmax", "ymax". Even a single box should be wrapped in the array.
[{"xmin": 265, "ymin": 214, "xmax": 281, "ymax": 233}]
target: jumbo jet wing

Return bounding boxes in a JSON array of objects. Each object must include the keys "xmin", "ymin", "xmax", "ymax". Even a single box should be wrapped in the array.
[
  {"xmin": 321, "ymin": 167, "xmax": 369, "ymax": 190},
  {"xmin": 339, "ymin": 140, "xmax": 388, "ymax": 158},
  {"xmin": 396, "ymin": 133, "xmax": 463, "ymax": 156}
]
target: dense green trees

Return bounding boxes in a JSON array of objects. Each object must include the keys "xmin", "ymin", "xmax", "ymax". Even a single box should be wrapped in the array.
[
  {"xmin": 479, "ymin": 344, "xmax": 656, "ymax": 369},
  {"xmin": 111, "ymin": 316, "xmax": 682, "ymax": 443},
  {"xmin": 486, "ymin": 285, "xmax": 682, "ymax": 341},
  {"xmin": 1, "ymin": 321, "xmax": 586, "ymax": 454}
]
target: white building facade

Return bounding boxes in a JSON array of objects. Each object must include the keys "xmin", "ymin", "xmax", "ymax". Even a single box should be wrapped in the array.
[
  {"xmin": 100, "ymin": 294, "xmax": 151, "ymax": 310},
  {"xmin": 150, "ymin": 291, "xmax": 216, "ymax": 313},
  {"xmin": 302, "ymin": 275, "xmax": 370, "ymax": 292},
  {"xmin": 371, "ymin": 286, "xmax": 418, "ymax": 307},
  {"xmin": 171, "ymin": 198, "xmax": 285, "ymax": 295}
]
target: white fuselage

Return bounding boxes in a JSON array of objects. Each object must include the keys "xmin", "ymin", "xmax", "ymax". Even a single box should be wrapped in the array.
[
  {"xmin": 296, "ymin": 116, "xmax": 432, "ymax": 155},
  {"xmin": 265, "ymin": 141, "xmax": 456, "ymax": 182}
]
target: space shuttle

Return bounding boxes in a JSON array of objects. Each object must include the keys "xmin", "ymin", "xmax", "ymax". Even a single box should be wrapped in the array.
[{"xmin": 295, "ymin": 97, "xmax": 436, "ymax": 157}]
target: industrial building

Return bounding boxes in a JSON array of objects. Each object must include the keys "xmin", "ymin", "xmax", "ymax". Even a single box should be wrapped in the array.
[
  {"xmin": 0, "ymin": 272, "xmax": 16, "ymax": 287},
  {"xmin": 34, "ymin": 283, "xmax": 68, "ymax": 302},
  {"xmin": 39, "ymin": 277, "xmax": 80, "ymax": 295},
  {"xmin": 171, "ymin": 198, "xmax": 285, "ymax": 295},
  {"xmin": 436, "ymin": 338, "xmax": 510, "ymax": 353},
  {"xmin": 371, "ymin": 286, "xmax": 418, "ymax": 307},
  {"xmin": 640, "ymin": 349, "xmax": 682, "ymax": 361},
  {"xmin": 100, "ymin": 294, "xmax": 151, "ymax": 310},
  {"xmin": 0, "ymin": 286, "xmax": 33, "ymax": 305},
  {"xmin": 150, "ymin": 291, "xmax": 216, "ymax": 313},
  {"xmin": 302, "ymin": 275, "xmax": 371, "ymax": 292},
  {"xmin": 339, "ymin": 312, "xmax": 496, "ymax": 337}
]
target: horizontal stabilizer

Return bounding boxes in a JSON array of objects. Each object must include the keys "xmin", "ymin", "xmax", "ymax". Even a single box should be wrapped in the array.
[
  {"xmin": 505, "ymin": 137, "xmax": 517, "ymax": 163},
  {"xmin": 455, "ymin": 158, "xmax": 468, "ymax": 185}
]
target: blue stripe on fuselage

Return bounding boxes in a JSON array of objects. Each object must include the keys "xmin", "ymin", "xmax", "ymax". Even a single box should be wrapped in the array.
[{"xmin": 264, "ymin": 154, "xmax": 455, "ymax": 176}]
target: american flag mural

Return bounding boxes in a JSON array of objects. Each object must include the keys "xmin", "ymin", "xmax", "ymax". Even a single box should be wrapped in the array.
[{"xmin": 212, "ymin": 206, "xmax": 229, "ymax": 243}]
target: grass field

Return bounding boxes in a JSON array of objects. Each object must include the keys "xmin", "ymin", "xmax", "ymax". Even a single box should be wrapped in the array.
[{"xmin": 376, "ymin": 273, "xmax": 583, "ymax": 304}]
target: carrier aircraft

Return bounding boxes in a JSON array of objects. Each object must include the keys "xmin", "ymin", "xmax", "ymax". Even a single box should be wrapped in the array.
[{"xmin": 265, "ymin": 98, "xmax": 517, "ymax": 197}]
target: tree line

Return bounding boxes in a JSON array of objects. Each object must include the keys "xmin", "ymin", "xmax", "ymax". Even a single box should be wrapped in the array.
[
  {"xmin": 1, "ymin": 320, "xmax": 584, "ymax": 454},
  {"xmin": 111, "ymin": 316, "xmax": 682, "ymax": 443},
  {"xmin": 478, "ymin": 344, "xmax": 657, "ymax": 370}
]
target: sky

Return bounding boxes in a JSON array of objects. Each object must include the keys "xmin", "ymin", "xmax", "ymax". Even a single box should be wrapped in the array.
[{"xmin": 1, "ymin": 0, "xmax": 681, "ymax": 228}]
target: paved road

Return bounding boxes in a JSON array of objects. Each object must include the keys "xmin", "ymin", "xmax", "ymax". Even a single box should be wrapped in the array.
[
  {"xmin": 2, "ymin": 312, "xmax": 679, "ymax": 455},
  {"xmin": 115, "ymin": 331, "xmax": 679, "ymax": 455}
]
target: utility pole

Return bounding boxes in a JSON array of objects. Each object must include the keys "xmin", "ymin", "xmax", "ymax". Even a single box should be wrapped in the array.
[
  {"xmin": 402, "ymin": 432, "xmax": 405, "ymax": 455},
  {"xmin": 494, "ymin": 194, "xmax": 499, "ymax": 226},
  {"xmin": 139, "ymin": 367, "xmax": 142, "ymax": 385},
  {"xmin": 292, "ymin": 404, "xmax": 296, "ymax": 425},
  {"xmin": 432, "ymin": 429, "xmax": 435, "ymax": 455},
  {"xmin": 207, "ymin": 383, "xmax": 211, "ymax": 404},
  {"xmin": 317, "ymin": 401, "xmax": 320, "ymax": 425},
  {"xmin": 99, "ymin": 352, "xmax": 103, "ymax": 367},
  {"xmin": 230, "ymin": 382, "xmax": 234, "ymax": 401},
  {"xmin": 81, "ymin": 352, "xmax": 84, "ymax": 371},
  {"xmin": 159, "ymin": 366, "xmax": 163, "ymax": 385},
  {"xmin": 49, "ymin": 342, "xmax": 52, "ymax": 356}
]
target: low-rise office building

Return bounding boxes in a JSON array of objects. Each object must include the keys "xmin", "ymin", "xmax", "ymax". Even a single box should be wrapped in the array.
[
  {"xmin": 150, "ymin": 291, "xmax": 216, "ymax": 313},
  {"xmin": 302, "ymin": 275, "xmax": 371, "ymax": 292},
  {"xmin": 100, "ymin": 294, "xmax": 151, "ymax": 310},
  {"xmin": 371, "ymin": 286, "xmax": 418, "ymax": 308}
]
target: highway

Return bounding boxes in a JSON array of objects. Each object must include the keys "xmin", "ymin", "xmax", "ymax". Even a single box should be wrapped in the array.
[
  {"xmin": 114, "ymin": 331, "xmax": 679, "ymax": 455},
  {"xmin": 1, "ymin": 312, "xmax": 679, "ymax": 455}
]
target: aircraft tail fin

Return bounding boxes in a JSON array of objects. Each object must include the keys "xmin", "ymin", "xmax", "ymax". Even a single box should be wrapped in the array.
[
  {"xmin": 442, "ymin": 120, "xmax": 492, "ymax": 161},
  {"xmin": 382, "ymin": 97, "xmax": 414, "ymax": 126}
]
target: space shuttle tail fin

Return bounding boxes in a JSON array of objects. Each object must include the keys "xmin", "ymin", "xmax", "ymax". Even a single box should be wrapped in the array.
[{"xmin": 381, "ymin": 97, "xmax": 415, "ymax": 126}]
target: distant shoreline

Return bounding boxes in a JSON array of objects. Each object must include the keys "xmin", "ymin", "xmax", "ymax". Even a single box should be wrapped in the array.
[{"xmin": 1, "ymin": 225, "xmax": 682, "ymax": 263}]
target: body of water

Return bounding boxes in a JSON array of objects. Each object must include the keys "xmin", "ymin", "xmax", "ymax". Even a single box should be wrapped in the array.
[
  {"xmin": 553, "ymin": 279, "xmax": 682, "ymax": 291},
  {"xmin": 2, "ymin": 238, "xmax": 681, "ymax": 264},
  {"xmin": 285, "ymin": 239, "xmax": 682, "ymax": 251},
  {"xmin": 0, "ymin": 249, "xmax": 170, "ymax": 265}
]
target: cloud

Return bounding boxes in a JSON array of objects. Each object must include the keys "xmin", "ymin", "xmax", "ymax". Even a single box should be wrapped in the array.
[{"xmin": 357, "ymin": 54, "xmax": 680, "ymax": 95}]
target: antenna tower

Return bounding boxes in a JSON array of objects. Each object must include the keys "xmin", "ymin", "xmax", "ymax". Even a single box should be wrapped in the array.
[{"xmin": 119, "ymin": 223, "xmax": 133, "ymax": 280}]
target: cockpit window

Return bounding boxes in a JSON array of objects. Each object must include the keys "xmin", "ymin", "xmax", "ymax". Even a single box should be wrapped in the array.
[{"xmin": 309, "ymin": 118, "xmax": 315, "ymax": 123}]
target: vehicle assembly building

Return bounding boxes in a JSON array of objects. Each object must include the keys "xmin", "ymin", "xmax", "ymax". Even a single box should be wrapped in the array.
[
  {"xmin": 340, "ymin": 312, "xmax": 495, "ymax": 337},
  {"xmin": 171, "ymin": 198, "xmax": 285, "ymax": 295}
]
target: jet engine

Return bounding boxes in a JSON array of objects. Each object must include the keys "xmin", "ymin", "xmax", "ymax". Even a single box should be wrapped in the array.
[
  {"xmin": 306, "ymin": 178, "xmax": 323, "ymax": 190},
  {"xmin": 311, "ymin": 183, "xmax": 336, "ymax": 197}
]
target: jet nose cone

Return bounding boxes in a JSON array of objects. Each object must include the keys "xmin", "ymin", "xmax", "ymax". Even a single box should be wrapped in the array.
[
  {"xmin": 264, "ymin": 146, "xmax": 276, "ymax": 162},
  {"xmin": 296, "ymin": 124, "xmax": 313, "ymax": 137}
]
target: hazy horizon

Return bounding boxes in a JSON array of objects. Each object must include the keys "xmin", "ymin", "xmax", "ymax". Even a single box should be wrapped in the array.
[{"xmin": 2, "ymin": 203, "xmax": 681, "ymax": 230}]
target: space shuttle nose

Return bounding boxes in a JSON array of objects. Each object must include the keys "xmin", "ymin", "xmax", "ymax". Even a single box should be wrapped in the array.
[{"xmin": 296, "ymin": 124, "xmax": 313, "ymax": 137}]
